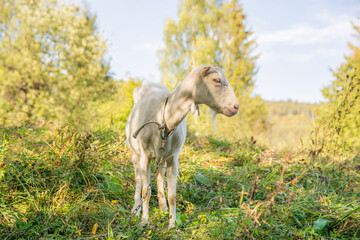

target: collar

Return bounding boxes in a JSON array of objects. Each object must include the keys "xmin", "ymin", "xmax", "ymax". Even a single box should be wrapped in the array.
[{"xmin": 132, "ymin": 96, "xmax": 174, "ymax": 140}]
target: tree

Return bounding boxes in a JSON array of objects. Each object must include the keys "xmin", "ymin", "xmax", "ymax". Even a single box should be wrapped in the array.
[
  {"xmin": 159, "ymin": 0, "xmax": 267, "ymax": 139},
  {"xmin": 0, "ymin": 0, "xmax": 114, "ymax": 128},
  {"xmin": 159, "ymin": 0, "xmax": 257, "ymax": 93},
  {"xmin": 97, "ymin": 78, "xmax": 142, "ymax": 131},
  {"xmin": 315, "ymin": 21, "xmax": 360, "ymax": 155}
]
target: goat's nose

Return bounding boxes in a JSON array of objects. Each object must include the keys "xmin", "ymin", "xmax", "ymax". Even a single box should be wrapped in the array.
[{"xmin": 234, "ymin": 103, "xmax": 239, "ymax": 110}]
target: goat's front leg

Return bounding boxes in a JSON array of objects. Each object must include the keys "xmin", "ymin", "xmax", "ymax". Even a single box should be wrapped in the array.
[
  {"xmin": 157, "ymin": 161, "xmax": 168, "ymax": 211},
  {"xmin": 140, "ymin": 155, "xmax": 151, "ymax": 226},
  {"xmin": 167, "ymin": 156, "xmax": 178, "ymax": 228},
  {"xmin": 131, "ymin": 153, "xmax": 141, "ymax": 216}
]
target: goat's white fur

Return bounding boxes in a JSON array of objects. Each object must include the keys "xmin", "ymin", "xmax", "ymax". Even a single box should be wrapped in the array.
[{"xmin": 125, "ymin": 65, "xmax": 239, "ymax": 228}]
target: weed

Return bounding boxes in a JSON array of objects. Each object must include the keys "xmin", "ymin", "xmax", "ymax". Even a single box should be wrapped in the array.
[{"xmin": 0, "ymin": 125, "xmax": 359, "ymax": 239}]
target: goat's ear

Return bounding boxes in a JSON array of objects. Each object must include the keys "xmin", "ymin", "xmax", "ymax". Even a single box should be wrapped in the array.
[
  {"xmin": 200, "ymin": 65, "xmax": 211, "ymax": 77},
  {"xmin": 191, "ymin": 103, "xmax": 200, "ymax": 116}
]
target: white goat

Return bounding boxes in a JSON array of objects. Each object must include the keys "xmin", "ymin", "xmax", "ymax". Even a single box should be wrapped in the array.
[{"xmin": 125, "ymin": 65, "xmax": 239, "ymax": 228}]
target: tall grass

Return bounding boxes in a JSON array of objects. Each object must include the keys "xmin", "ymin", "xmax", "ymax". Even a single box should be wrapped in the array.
[{"xmin": 0, "ymin": 125, "xmax": 359, "ymax": 239}]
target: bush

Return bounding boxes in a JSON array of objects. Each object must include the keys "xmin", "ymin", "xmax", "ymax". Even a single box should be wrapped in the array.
[{"xmin": 0, "ymin": 0, "xmax": 114, "ymax": 129}]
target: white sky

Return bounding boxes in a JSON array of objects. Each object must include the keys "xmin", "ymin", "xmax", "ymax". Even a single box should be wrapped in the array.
[{"xmin": 80, "ymin": 0, "xmax": 360, "ymax": 103}]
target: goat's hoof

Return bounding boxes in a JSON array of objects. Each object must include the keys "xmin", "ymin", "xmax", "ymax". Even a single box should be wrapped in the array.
[
  {"xmin": 140, "ymin": 218, "xmax": 149, "ymax": 227},
  {"xmin": 159, "ymin": 205, "xmax": 168, "ymax": 212},
  {"xmin": 158, "ymin": 198, "xmax": 168, "ymax": 212},
  {"xmin": 168, "ymin": 222, "xmax": 176, "ymax": 229}
]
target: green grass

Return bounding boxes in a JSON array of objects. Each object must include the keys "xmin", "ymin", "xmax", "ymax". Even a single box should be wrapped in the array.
[{"xmin": 0, "ymin": 125, "xmax": 359, "ymax": 239}]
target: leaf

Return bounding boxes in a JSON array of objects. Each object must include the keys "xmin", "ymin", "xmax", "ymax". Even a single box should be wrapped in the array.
[
  {"xmin": 75, "ymin": 229, "xmax": 82, "ymax": 236},
  {"xmin": 92, "ymin": 223, "xmax": 98, "ymax": 235},
  {"xmin": 195, "ymin": 173, "xmax": 214, "ymax": 187},
  {"xmin": 106, "ymin": 176, "xmax": 122, "ymax": 193},
  {"xmin": 0, "ymin": 169, "xmax": 5, "ymax": 180},
  {"xmin": 176, "ymin": 212, "xmax": 182, "ymax": 225},
  {"xmin": 180, "ymin": 213, "xmax": 188, "ymax": 222},
  {"xmin": 176, "ymin": 212, "xmax": 188, "ymax": 225},
  {"xmin": 18, "ymin": 222, "xmax": 32, "ymax": 231},
  {"xmin": 313, "ymin": 218, "xmax": 329, "ymax": 233}
]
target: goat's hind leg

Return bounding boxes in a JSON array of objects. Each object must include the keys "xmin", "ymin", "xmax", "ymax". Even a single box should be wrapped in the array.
[
  {"xmin": 131, "ymin": 153, "xmax": 141, "ymax": 216},
  {"xmin": 140, "ymin": 154, "xmax": 151, "ymax": 226},
  {"xmin": 157, "ymin": 161, "xmax": 168, "ymax": 211},
  {"xmin": 167, "ymin": 156, "xmax": 178, "ymax": 228}
]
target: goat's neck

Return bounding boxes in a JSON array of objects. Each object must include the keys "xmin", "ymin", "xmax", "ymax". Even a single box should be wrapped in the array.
[{"xmin": 163, "ymin": 81, "xmax": 194, "ymax": 132}]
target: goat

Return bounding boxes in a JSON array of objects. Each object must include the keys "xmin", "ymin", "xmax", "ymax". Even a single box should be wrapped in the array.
[{"xmin": 125, "ymin": 65, "xmax": 239, "ymax": 228}]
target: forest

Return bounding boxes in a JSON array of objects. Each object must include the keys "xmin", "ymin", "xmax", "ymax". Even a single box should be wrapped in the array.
[{"xmin": 0, "ymin": 0, "xmax": 359, "ymax": 239}]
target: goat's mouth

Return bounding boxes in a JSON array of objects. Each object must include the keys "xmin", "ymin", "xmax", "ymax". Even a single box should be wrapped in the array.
[
  {"xmin": 210, "ymin": 105, "xmax": 238, "ymax": 117},
  {"xmin": 223, "ymin": 107, "xmax": 238, "ymax": 117}
]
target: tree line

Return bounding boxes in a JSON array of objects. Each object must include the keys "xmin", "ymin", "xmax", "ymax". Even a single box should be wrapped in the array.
[{"xmin": 0, "ymin": 0, "xmax": 358, "ymax": 156}]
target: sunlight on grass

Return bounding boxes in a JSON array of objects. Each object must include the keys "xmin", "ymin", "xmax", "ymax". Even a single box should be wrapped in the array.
[{"xmin": 0, "ymin": 125, "xmax": 359, "ymax": 239}]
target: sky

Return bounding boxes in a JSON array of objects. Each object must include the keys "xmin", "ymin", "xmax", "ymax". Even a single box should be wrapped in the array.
[{"xmin": 79, "ymin": 0, "xmax": 360, "ymax": 103}]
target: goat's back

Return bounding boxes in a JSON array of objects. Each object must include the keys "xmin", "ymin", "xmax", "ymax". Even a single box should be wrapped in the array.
[
  {"xmin": 133, "ymin": 83, "xmax": 169, "ymax": 104},
  {"xmin": 126, "ymin": 83, "xmax": 173, "ymax": 156}
]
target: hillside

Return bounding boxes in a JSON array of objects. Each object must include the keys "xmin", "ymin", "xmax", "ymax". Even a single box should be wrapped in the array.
[
  {"xmin": 262, "ymin": 100, "xmax": 318, "ymax": 150},
  {"xmin": 0, "ymin": 125, "xmax": 359, "ymax": 239}
]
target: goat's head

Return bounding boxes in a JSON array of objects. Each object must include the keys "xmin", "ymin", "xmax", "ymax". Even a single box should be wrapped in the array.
[{"xmin": 191, "ymin": 65, "xmax": 239, "ymax": 117}]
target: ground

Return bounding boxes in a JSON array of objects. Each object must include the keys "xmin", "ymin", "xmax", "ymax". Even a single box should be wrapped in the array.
[{"xmin": 0, "ymin": 125, "xmax": 359, "ymax": 239}]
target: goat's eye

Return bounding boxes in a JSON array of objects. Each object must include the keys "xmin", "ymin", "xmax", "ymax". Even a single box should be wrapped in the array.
[{"xmin": 213, "ymin": 78, "xmax": 222, "ymax": 84}]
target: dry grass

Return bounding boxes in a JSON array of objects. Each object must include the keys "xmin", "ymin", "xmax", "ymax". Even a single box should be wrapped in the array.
[{"xmin": 0, "ymin": 125, "xmax": 359, "ymax": 239}]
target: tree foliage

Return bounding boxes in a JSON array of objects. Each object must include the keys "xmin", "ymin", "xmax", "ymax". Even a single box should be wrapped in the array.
[
  {"xmin": 315, "ymin": 21, "xmax": 360, "ymax": 155},
  {"xmin": 0, "ymin": 0, "xmax": 114, "ymax": 128},
  {"xmin": 159, "ymin": 0, "xmax": 257, "ymax": 94},
  {"xmin": 159, "ymin": 0, "xmax": 267, "ymax": 139},
  {"xmin": 97, "ymin": 78, "xmax": 142, "ymax": 131}
]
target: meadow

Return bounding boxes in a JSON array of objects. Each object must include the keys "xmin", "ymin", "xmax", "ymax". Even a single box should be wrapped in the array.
[
  {"xmin": 263, "ymin": 100, "xmax": 316, "ymax": 150},
  {"xmin": 1, "ymin": 122, "xmax": 359, "ymax": 239},
  {"xmin": 1, "ymin": 0, "xmax": 359, "ymax": 239}
]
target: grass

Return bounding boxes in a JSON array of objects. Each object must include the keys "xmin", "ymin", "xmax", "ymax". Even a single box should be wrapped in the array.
[{"xmin": 0, "ymin": 124, "xmax": 359, "ymax": 239}]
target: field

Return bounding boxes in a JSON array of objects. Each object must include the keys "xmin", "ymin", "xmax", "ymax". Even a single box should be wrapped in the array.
[
  {"xmin": 1, "ymin": 124, "xmax": 359, "ymax": 239},
  {"xmin": 1, "ymin": 0, "xmax": 359, "ymax": 239},
  {"xmin": 262, "ymin": 100, "xmax": 317, "ymax": 150}
]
